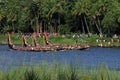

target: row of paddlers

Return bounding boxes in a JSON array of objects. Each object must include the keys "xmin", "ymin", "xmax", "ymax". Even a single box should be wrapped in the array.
[{"xmin": 8, "ymin": 32, "xmax": 90, "ymax": 51}]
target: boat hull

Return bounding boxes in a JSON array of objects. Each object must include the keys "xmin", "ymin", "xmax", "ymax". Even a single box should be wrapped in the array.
[{"xmin": 8, "ymin": 44, "xmax": 89, "ymax": 52}]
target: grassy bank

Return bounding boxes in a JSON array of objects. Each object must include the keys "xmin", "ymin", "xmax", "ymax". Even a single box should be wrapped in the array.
[
  {"xmin": 1, "ymin": 33, "xmax": 120, "ymax": 47},
  {"xmin": 0, "ymin": 62, "xmax": 120, "ymax": 80}
]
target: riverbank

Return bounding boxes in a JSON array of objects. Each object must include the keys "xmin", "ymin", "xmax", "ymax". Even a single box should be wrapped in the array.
[
  {"xmin": 0, "ymin": 62, "xmax": 120, "ymax": 80},
  {"xmin": 0, "ymin": 33, "xmax": 120, "ymax": 47},
  {"xmin": 0, "ymin": 45, "xmax": 119, "ymax": 79}
]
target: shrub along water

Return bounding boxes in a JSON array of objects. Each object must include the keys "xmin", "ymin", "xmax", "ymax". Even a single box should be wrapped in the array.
[{"xmin": 0, "ymin": 62, "xmax": 120, "ymax": 80}]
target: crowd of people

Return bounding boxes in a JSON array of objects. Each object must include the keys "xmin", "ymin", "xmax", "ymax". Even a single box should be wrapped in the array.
[{"xmin": 96, "ymin": 34, "xmax": 120, "ymax": 47}]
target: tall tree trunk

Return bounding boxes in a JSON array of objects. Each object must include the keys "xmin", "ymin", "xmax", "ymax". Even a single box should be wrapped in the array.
[
  {"xmin": 30, "ymin": 19, "xmax": 35, "ymax": 32},
  {"xmin": 83, "ymin": 15, "xmax": 90, "ymax": 34},
  {"xmin": 36, "ymin": 21, "xmax": 39, "ymax": 33},
  {"xmin": 58, "ymin": 15, "xmax": 60, "ymax": 33},
  {"xmin": 94, "ymin": 17, "xmax": 102, "ymax": 34},
  {"xmin": 53, "ymin": 23, "xmax": 56, "ymax": 33},
  {"xmin": 12, "ymin": 22, "xmax": 15, "ymax": 32},
  {"xmin": 50, "ymin": 24, "xmax": 54, "ymax": 33},
  {"xmin": 35, "ymin": 15, "xmax": 39, "ymax": 33},
  {"xmin": 95, "ymin": 21, "xmax": 101, "ymax": 34},
  {"xmin": 97, "ymin": 17, "xmax": 102, "ymax": 34},
  {"xmin": 81, "ymin": 18, "xmax": 85, "ymax": 34},
  {"xmin": 43, "ymin": 20, "xmax": 46, "ymax": 32},
  {"xmin": 39, "ymin": 22, "xmax": 42, "ymax": 33}
]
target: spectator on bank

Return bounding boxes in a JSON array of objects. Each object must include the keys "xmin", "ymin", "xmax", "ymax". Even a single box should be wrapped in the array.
[
  {"xmin": 96, "ymin": 38, "xmax": 99, "ymax": 42},
  {"xmin": 113, "ymin": 34, "xmax": 118, "ymax": 38},
  {"xmin": 100, "ymin": 34, "xmax": 104, "ymax": 38}
]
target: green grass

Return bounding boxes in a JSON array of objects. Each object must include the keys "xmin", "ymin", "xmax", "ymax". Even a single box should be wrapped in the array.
[
  {"xmin": 50, "ymin": 36, "xmax": 77, "ymax": 45},
  {"xmin": 0, "ymin": 34, "xmax": 8, "ymax": 44},
  {"xmin": 0, "ymin": 62, "xmax": 120, "ymax": 80}
]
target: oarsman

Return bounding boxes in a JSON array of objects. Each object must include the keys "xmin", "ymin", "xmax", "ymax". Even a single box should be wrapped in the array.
[
  {"xmin": 117, "ymin": 38, "xmax": 120, "ymax": 43},
  {"xmin": 107, "ymin": 41, "xmax": 111, "ymax": 46},
  {"xmin": 96, "ymin": 38, "xmax": 99, "ymax": 42}
]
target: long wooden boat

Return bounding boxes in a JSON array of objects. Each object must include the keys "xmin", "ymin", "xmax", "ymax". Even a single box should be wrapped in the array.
[{"xmin": 7, "ymin": 32, "xmax": 90, "ymax": 51}]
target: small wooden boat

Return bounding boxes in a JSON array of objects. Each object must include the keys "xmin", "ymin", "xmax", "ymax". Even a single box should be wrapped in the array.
[{"xmin": 7, "ymin": 32, "xmax": 90, "ymax": 51}]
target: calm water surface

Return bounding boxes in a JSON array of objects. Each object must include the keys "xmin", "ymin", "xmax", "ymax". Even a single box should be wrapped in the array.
[{"xmin": 0, "ymin": 45, "xmax": 120, "ymax": 70}]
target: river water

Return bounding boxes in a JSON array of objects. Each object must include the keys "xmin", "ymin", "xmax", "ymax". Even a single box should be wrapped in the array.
[{"xmin": 0, "ymin": 45, "xmax": 120, "ymax": 70}]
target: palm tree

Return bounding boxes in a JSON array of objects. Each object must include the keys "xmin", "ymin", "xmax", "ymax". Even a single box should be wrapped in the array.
[
  {"xmin": 47, "ymin": 0, "xmax": 66, "ymax": 33},
  {"xmin": 72, "ymin": 0, "xmax": 91, "ymax": 34},
  {"xmin": 2, "ymin": 0, "xmax": 21, "ymax": 32},
  {"xmin": 101, "ymin": 0, "xmax": 120, "ymax": 34}
]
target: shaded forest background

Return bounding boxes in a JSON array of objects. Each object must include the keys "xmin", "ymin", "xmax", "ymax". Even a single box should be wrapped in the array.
[{"xmin": 0, "ymin": 0, "xmax": 120, "ymax": 34}]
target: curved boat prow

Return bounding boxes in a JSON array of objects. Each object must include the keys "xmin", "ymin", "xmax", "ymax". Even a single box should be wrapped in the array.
[
  {"xmin": 8, "ymin": 32, "xmax": 12, "ymax": 45},
  {"xmin": 43, "ymin": 32, "xmax": 53, "ymax": 46},
  {"xmin": 7, "ymin": 32, "xmax": 15, "ymax": 49},
  {"xmin": 22, "ymin": 35, "xmax": 30, "ymax": 47},
  {"xmin": 33, "ymin": 32, "xmax": 39, "ymax": 46}
]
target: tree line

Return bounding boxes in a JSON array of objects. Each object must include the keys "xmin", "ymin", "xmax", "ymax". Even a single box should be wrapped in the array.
[{"xmin": 0, "ymin": 0, "xmax": 120, "ymax": 34}]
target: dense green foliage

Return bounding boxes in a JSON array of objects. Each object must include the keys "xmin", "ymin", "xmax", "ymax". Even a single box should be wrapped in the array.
[
  {"xmin": 0, "ymin": 62, "xmax": 120, "ymax": 80},
  {"xmin": 0, "ymin": 0, "xmax": 120, "ymax": 34}
]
